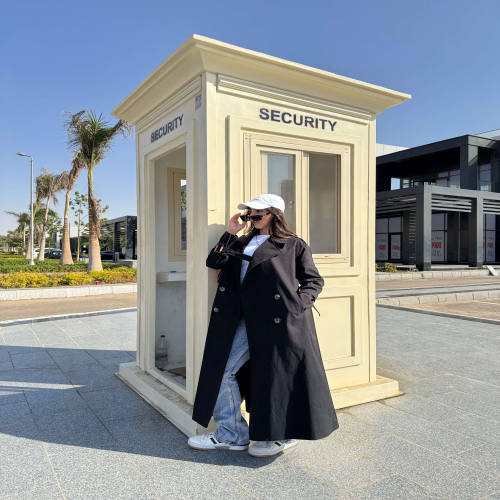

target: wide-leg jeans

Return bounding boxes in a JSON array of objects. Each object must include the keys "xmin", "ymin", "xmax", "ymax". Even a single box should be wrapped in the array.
[{"xmin": 213, "ymin": 315, "xmax": 251, "ymax": 446}]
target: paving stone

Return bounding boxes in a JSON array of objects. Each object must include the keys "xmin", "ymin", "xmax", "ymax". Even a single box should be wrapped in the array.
[
  {"xmin": 379, "ymin": 394, "xmax": 469, "ymax": 422},
  {"xmin": 3, "ymin": 485, "xmax": 64, "ymax": 499},
  {"xmin": 441, "ymin": 414, "xmax": 500, "ymax": 446},
  {"xmin": 105, "ymin": 412, "xmax": 193, "ymax": 465},
  {"xmin": 29, "ymin": 323, "xmax": 64, "ymax": 334},
  {"xmin": 11, "ymin": 351, "xmax": 58, "ymax": 370},
  {"xmin": 341, "ymin": 474, "xmax": 446, "ymax": 499},
  {"xmin": 50, "ymin": 448, "xmax": 158, "ymax": 500},
  {"xmin": 97, "ymin": 354, "xmax": 135, "ymax": 368},
  {"xmin": 449, "ymin": 443, "xmax": 500, "ymax": 478},
  {"xmin": 430, "ymin": 391, "xmax": 500, "ymax": 421},
  {"xmin": 81, "ymin": 386, "xmax": 158, "ymax": 421},
  {"xmin": 6, "ymin": 342, "xmax": 44, "ymax": 355},
  {"xmin": 351, "ymin": 435, "xmax": 500, "ymax": 499},
  {"xmin": 287, "ymin": 438, "xmax": 393, "ymax": 491},
  {"xmin": 0, "ymin": 360, "xmax": 15, "ymax": 371},
  {"xmin": 24, "ymin": 387, "xmax": 88, "ymax": 415},
  {"xmin": 347, "ymin": 400, "xmax": 484, "ymax": 455},
  {"xmin": 138, "ymin": 459, "xmax": 249, "ymax": 500},
  {"xmin": 0, "ymin": 400, "xmax": 32, "ymax": 429},
  {"xmin": 327, "ymin": 412, "xmax": 390, "ymax": 447},
  {"xmin": 64, "ymin": 365, "xmax": 124, "ymax": 394},
  {"xmin": 237, "ymin": 463, "xmax": 340, "ymax": 499},
  {"xmin": 0, "ymin": 423, "xmax": 55, "ymax": 497},
  {"xmin": 34, "ymin": 407, "xmax": 117, "ymax": 454}
]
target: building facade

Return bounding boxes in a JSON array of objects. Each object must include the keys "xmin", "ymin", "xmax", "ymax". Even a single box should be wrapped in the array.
[{"xmin": 376, "ymin": 130, "xmax": 500, "ymax": 270}]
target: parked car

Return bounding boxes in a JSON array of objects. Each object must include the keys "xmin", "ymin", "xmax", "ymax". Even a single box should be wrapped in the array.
[
  {"xmin": 100, "ymin": 250, "xmax": 125, "ymax": 261},
  {"xmin": 34, "ymin": 248, "xmax": 62, "ymax": 259}
]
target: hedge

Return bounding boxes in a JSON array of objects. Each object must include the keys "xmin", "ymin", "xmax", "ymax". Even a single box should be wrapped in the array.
[
  {"xmin": 0, "ymin": 267, "xmax": 137, "ymax": 288},
  {"xmin": 0, "ymin": 258, "xmax": 124, "ymax": 274}
]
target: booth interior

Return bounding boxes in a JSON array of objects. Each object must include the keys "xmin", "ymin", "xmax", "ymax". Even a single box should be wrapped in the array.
[{"xmin": 153, "ymin": 146, "xmax": 188, "ymax": 390}]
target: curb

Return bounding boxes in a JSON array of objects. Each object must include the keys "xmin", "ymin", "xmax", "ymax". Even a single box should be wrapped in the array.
[
  {"xmin": 0, "ymin": 307, "xmax": 137, "ymax": 327},
  {"xmin": 377, "ymin": 303, "xmax": 500, "ymax": 326},
  {"xmin": 0, "ymin": 283, "xmax": 137, "ymax": 301},
  {"xmin": 376, "ymin": 289, "xmax": 500, "ymax": 306},
  {"xmin": 375, "ymin": 270, "xmax": 493, "ymax": 281}
]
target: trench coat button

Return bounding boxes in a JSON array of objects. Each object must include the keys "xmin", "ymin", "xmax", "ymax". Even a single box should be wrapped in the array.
[
  {"xmin": 219, "ymin": 286, "xmax": 225, "ymax": 291},
  {"xmin": 274, "ymin": 294, "xmax": 280, "ymax": 300},
  {"xmin": 213, "ymin": 307, "xmax": 219, "ymax": 312},
  {"xmin": 274, "ymin": 317, "xmax": 281, "ymax": 323}
]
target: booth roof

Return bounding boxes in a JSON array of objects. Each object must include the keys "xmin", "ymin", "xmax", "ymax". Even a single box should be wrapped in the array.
[{"xmin": 111, "ymin": 34, "xmax": 411, "ymax": 124}]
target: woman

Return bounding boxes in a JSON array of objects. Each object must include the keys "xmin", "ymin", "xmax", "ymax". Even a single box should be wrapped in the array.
[{"xmin": 188, "ymin": 194, "xmax": 339, "ymax": 457}]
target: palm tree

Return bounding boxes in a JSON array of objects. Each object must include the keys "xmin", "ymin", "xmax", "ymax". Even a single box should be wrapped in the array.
[
  {"xmin": 65, "ymin": 110, "xmax": 132, "ymax": 271},
  {"xmin": 5, "ymin": 211, "xmax": 30, "ymax": 250},
  {"xmin": 36, "ymin": 169, "xmax": 65, "ymax": 261},
  {"xmin": 59, "ymin": 159, "xmax": 86, "ymax": 265}
]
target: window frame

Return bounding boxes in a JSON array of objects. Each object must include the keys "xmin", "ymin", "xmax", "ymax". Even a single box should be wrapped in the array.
[
  {"xmin": 167, "ymin": 167, "xmax": 187, "ymax": 261},
  {"xmin": 246, "ymin": 133, "xmax": 350, "ymax": 264}
]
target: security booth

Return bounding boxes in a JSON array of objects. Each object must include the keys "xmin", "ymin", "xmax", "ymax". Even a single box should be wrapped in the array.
[{"xmin": 111, "ymin": 35, "xmax": 410, "ymax": 437}]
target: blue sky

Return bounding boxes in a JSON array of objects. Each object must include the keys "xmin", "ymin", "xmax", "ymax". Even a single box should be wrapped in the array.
[{"xmin": 1, "ymin": 0, "xmax": 499, "ymax": 235}]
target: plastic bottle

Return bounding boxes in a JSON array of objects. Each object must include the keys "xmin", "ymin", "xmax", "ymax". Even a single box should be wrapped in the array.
[{"xmin": 155, "ymin": 335, "xmax": 169, "ymax": 370}]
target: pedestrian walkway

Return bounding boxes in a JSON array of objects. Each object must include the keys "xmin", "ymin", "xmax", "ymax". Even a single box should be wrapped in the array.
[
  {"xmin": 0, "ymin": 293, "xmax": 137, "ymax": 322},
  {"xmin": 377, "ymin": 282, "xmax": 500, "ymax": 298},
  {"xmin": 0, "ymin": 309, "xmax": 499, "ymax": 499}
]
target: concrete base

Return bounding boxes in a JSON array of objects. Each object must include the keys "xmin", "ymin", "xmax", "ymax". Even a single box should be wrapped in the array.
[
  {"xmin": 331, "ymin": 375, "xmax": 404, "ymax": 409},
  {"xmin": 118, "ymin": 362, "xmax": 403, "ymax": 437},
  {"xmin": 117, "ymin": 362, "xmax": 217, "ymax": 437}
]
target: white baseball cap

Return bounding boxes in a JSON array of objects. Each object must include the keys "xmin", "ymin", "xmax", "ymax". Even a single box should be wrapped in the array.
[{"xmin": 238, "ymin": 194, "xmax": 285, "ymax": 213}]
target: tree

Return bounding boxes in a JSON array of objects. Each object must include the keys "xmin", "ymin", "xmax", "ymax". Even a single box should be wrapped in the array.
[
  {"xmin": 65, "ymin": 110, "xmax": 132, "ymax": 271},
  {"xmin": 60, "ymin": 111, "xmax": 87, "ymax": 265},
  {"xmin": 70, "ymin": 191, "xmax": 108, "ymax": 260},
  {"xmin": 35, "ymin": 169, "xmax": 66, "ymax": 261},
  {"xmin": 4, "ymin": 211, "xmax": 30, "ymax": 251}
]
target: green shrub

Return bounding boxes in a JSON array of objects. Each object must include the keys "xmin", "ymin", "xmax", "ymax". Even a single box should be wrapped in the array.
[
  {"xmin": 0, "ymin": 259, "xmax": 123, "ymax": 274},
  {"xmin": 375, "ymin": 262, "xmax": 398, "ymax": 273}
]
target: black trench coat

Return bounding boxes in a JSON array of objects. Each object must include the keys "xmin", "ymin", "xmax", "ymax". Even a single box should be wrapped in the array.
[{"xmin": 192, "ymin": 230, "xmax": 340, "ymax": 441}]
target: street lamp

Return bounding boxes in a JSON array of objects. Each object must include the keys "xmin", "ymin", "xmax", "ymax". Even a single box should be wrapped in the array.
[{"xmin": 15, "ymin": 152, "xmax": 35, "ymax": 266}]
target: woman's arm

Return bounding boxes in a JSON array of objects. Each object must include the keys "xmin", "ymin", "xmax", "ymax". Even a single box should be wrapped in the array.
[
  {"xmin": 295, "ymin": 240, "xmax": 324, "ymax": 310},
  {"xmin": 206, "ymin": 231, "xmax": 238, "ymax": 269}
]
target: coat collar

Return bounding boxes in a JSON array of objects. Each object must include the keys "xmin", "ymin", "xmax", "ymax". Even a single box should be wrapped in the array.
[{"xmin": 233, "ymin": 233, "xmax": 294, "ymax": 285}]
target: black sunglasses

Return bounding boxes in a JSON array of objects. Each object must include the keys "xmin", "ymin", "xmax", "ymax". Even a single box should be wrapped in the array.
[{"xmin": 240, "ymin": 212, "xmax": 271, "ymax": 222}]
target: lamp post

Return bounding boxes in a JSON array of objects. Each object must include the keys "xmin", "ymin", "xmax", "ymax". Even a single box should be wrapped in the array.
[{"xmin": 15, "ymin": 153, "xmax": 35, "ymax": 266}]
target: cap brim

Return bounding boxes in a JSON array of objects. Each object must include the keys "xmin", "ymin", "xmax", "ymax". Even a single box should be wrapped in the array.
[{"xmin": 237, "ymin": 201, "xmax": 271, "ymax": 210}]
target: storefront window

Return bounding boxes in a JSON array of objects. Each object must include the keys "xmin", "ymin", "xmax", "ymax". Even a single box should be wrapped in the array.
[{"xmin": 181, "ymin": 179, "xmax": 187, "ymax": 250}]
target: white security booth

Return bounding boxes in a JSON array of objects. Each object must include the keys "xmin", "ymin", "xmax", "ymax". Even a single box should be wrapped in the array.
[{"xmin": 112, "ymin": 35, "xmax": 410, "ymax": 436}]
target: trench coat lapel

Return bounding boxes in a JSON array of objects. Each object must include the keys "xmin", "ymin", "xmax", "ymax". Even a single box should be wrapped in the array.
[{"xmin": 241, "ymin": 236, "xmax": 292, "ymax": 283}]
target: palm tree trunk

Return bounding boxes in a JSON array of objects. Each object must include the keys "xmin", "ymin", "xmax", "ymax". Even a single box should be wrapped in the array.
[
  {"xmin": 87, "ymin": 166, "xmax": 103, "ymax": 272},
  {"xmin": 38, "ymin": 201, "xmax": 51, "ymax": 262},
  {"xmin": 60, "ymin": 189, "xmax": 74, "ymax": 265}
]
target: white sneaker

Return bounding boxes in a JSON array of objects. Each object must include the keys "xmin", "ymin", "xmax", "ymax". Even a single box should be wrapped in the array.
[
  {"xmin": 248, "ymin": 439, "xmax": 299, "ymax": 457},
  {"xmin": 188, "ymin": 432, "xmax": 249, "ymax": 451}
]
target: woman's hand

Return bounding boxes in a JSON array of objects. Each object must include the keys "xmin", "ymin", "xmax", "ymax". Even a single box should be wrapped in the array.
[{"xmin": 228, "ymin": 213, "xmax": 246, "ymax": 235}]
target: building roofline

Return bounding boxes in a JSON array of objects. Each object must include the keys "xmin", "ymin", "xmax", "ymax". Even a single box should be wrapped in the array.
[{"xmin": 377, "ymin": 134, "xmax": 498, "ymax": 165}]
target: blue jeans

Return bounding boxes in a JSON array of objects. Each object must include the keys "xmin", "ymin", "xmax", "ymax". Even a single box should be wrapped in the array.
[{"xmin": 213, "ymin": 315, "xmax": 251, "ymax": 446}]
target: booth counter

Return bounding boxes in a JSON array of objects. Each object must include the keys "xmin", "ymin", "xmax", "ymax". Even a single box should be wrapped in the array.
[{"xmin": 112, "ymin": 35, "xmax": 410, "ymax": 436}]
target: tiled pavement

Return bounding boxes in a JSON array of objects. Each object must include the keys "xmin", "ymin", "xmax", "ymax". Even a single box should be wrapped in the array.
[{"xmin": 0, "ymin": 309, "xmax": 499, "ymax": 499}]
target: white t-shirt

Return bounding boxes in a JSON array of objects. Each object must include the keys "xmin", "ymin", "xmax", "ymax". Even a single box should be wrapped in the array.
[{"xmin": 240, "ymin": 235, "xmax": 270, "ymax": 283}]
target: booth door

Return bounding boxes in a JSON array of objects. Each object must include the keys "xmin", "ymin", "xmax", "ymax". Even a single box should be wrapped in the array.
[{"xmin": 246, "ymin": 133, "xmax": 367, "ymax": 390}]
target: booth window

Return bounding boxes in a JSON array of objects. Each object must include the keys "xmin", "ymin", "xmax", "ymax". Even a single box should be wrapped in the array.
[
  {"xmin": 167, "ymin": 168, "xmax": 187, "ymax": 261},
  {"xmin": 247, "ymin": 134, "xmax": 348, "ymax": 263}
]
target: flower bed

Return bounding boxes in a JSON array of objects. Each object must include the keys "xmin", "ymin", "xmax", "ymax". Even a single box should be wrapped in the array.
[
  {"xmin": 0, "ymin": 267, "xmax": 137, "ymax": 288},
  {"xmin": 0, "ymin": 258, "xmax": 124, "ymax": 274}
]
